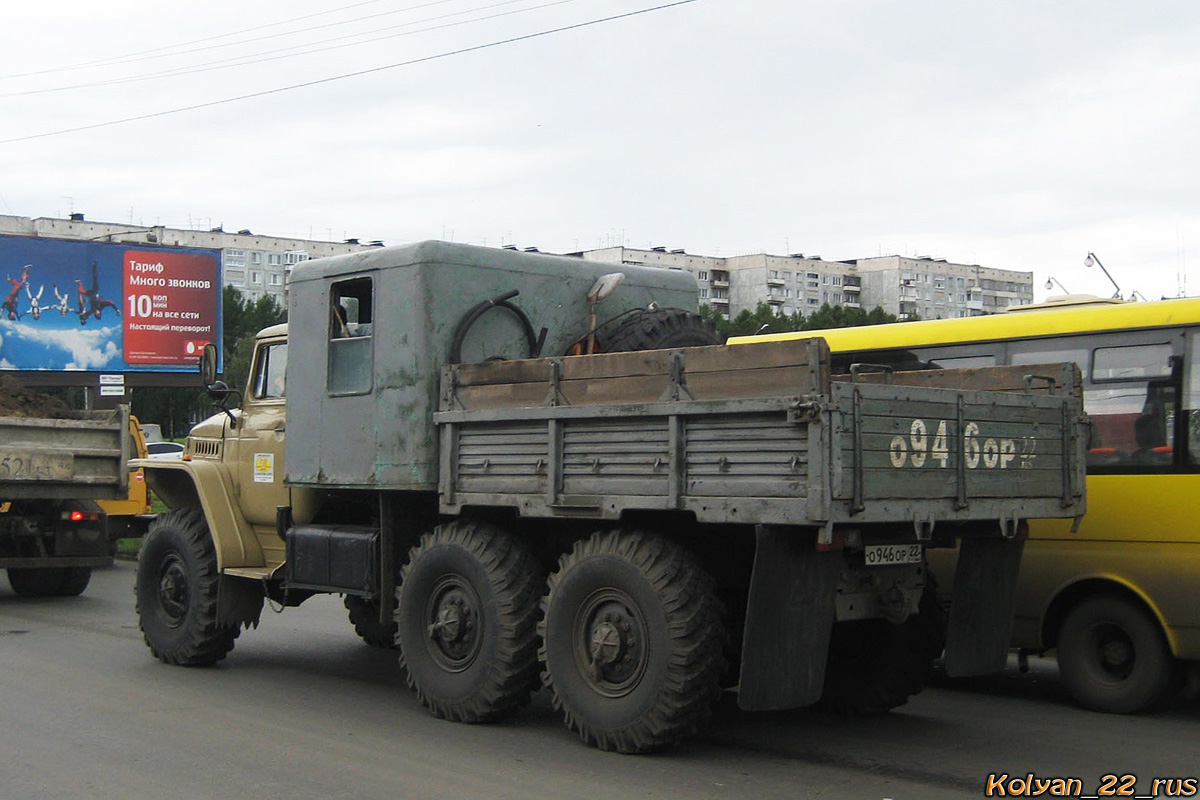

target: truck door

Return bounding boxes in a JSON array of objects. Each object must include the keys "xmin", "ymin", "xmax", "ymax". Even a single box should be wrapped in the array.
[{"xmin": 236, "ymin": 338, "xmax": 289, "ymax": 528}]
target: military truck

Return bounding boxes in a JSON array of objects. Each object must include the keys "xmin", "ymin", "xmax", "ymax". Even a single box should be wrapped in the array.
[
  {"xmin": 134, "ymin": 241, "xmax": 1087, "ymax": 753},
  {"xmin": 1, "ymin": 404, "xmax": 131, "ymax": 596}
]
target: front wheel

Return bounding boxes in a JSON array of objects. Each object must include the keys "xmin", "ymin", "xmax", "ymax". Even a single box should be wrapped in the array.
[
  {"xmin": 397, "ymin": 519, "xmax": 543, "ymax": 723},
  {"xmin": 540, "ymin": 530, "xmax": 726, "ymax": 753},
  {"xmin": 135, "ymin": 508, "xmax": 239, "ymax": 666},
  {"xmin": 1057, "ymin": 594, "xmax": 1178, "ymax": 713}
]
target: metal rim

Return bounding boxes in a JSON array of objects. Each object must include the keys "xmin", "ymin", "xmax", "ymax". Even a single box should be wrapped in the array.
[
  {"xmin": 156, "ymin": 553, "xmax": 190, "ymax": 629},
  {"xmin": 423, "ymin": 573, "xmax": 484, "ymax": 672},
  {"xmin": 1086, "ymin": 621, "xmax": 1136, "ymax": 683},
  {"xmin": 571, "ymin": 587, "xmax": 649, "ymax": 698}
]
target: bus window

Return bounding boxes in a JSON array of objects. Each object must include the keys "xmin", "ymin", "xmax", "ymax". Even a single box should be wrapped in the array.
[
  {"xmin": 1093, "ymin": 343, "xmax": 1173, "ymax": 381},
  {"xmin": 927, "ymin": 354, "xmax": 996, "ymax": 369},
  {"xmin": 1185, "ymin": 332, "xmax": 1200, "ymax": 465},
  {"xmin": 1010, "ymin": 347, "xmax": 1090, "ymax": 377}
]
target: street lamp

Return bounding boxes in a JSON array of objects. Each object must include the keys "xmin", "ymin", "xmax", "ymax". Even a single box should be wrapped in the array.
[
  {"xmin": 1084, "ymin": 252, "xmax": 1122, "ymax": 299},
  {"xmin": 1044, "ymin": 276, "xmax": 1071, "ymax": 294}
]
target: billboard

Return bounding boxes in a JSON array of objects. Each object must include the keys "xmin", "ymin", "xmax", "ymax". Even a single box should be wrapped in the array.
[{"xmin": 0, "ymin": 235, "xmax": 221, "ymax": 374}]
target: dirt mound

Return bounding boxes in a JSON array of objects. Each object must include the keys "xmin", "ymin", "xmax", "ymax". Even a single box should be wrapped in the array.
[{"xmin": 0, "ymin": 374, "xmax": 74, "ymax": 418}]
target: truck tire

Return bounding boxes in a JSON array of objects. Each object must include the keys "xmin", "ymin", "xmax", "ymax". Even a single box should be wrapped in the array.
[
  {"xmin": 7, "ymin": 568, "xmax": 66, "ymax": 597},
  {"xmin": 135, "ymin": 508, "xmax": 240, "ymax": 666},
  {"xmin": 345, "ymin": 595, "xmax": 399, "ymax": 649},
  {"xmin": 540, "ymin": 530, "xmax": 726, "ymax": 753},
  {"xmin": 599, "ymin": 309, "xmax": 723, "ymax": 353},
  {"xmin": 818, "ymin": 580, "xmax": 946, "ymax": 715},
  {"xmin": 1057, "ymin": 594, "xmax": 1178, "ymax": 714},
  {"xmin": 397, "ymin": 519, "xmax": 542, "ymax": 722},
  {"xmin": 56, "ymin": 567, "xmax": 93, "ymax": 597}
]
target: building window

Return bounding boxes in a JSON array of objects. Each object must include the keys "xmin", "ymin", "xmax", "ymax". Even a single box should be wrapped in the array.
[
  {"xmin": 251, "ymin": 252, "xmax": 262, "ymax": 264},
  {"xmin": 251, "ymin": 272, "xmax": 261, "ymax": 284},
  {"xmin": 698, "ymin": 270, "xmax": 709, "ymax": 281},
  {"xmin": 268, "ymin": 253, "xmax": 282, "ymax": 266}
]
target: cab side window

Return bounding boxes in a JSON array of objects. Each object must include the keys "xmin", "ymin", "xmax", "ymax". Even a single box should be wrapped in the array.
[
  {"xmin": 252, "ymin": 342, "xmax": 288, "ymax": 400},
  {"xmin": 328, "ymin": 278, "xmax": 373, "ymax": 395}
]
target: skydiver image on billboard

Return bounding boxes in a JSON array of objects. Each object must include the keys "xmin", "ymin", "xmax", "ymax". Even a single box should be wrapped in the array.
[
  {"xmin": 25, "ymin": 281, "xmax": 44, "ymax": 320},
  {"xmin": 52, "ymin": 285, "xmax": 72, "ymax": 317},
  {"xmin": 75, "ymin": 260, "xmax": 121, "ymax": 325},
  {"xmin": 3, "ymin": 265, "xmax": 30, "ymax": 321}
]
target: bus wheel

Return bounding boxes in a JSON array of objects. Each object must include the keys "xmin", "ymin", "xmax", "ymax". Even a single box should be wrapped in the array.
[
  {"xmin": 1057, "ymin": 594, "xmax": 1178, "ymax": 714},
  {"xmin": 136, "ymin": 508, "xmax": 240, "ymax": 666},
  {"xmin": 397, "ymin": 519, "xmax": 542, "ymax": 723},
  {"xmin": 7, "ymin": 568, "xmax": 66, "ymax": 597},
  {"xmin": 540, "ymin": 530, "xmax": 726, "ymax": 753},
  {"xmin": 818, "ymin": 580, "xmax": 946, "ymax": 715},
  {"xmin": 345, "ymin": 595, "xmax": 399, "ymax": 649}
]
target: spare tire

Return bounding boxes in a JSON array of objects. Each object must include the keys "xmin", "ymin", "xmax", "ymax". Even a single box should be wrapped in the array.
[{"xmin": 599, "ymin": 309, "xmax": 723, "ymax": 353}]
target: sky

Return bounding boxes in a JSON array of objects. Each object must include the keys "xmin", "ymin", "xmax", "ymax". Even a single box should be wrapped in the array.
[{"xmin": 1, "ymin": 0, "xmax": 1198, "ymax": 302}]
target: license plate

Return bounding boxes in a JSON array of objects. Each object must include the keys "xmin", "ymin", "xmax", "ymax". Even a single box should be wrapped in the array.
[{"xmin": 864, "ymin": 543, "xmax": 923, "ymax": 567}]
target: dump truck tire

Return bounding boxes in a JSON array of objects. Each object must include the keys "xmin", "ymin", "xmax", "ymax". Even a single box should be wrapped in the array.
[
  {"xmin": 7, "ymin": 568, "xmax": 66, "ymax": 597},
  {"xmin": 136, "ymin": 508, "xmax": 239, "ymax": 666},
  {"xmin": 56, "ymin": 567, "xmax": 93, "ymax": 597},
  {"xmin": 540, "ymin": 530, "xmax": 726, "ymax": 754},
  {"xmin": 397, "ymin": 519, "xmax": 542, "ymax": 722},
  {"xmin": 345, "ymin": 595, "xmax": 399, "ymax": 649},
  {"xmin": 600, "ymin": 309, "xmax": 723, "ymax": 353}
]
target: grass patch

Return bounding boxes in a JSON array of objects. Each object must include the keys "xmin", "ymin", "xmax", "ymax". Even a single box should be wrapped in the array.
[{"xmin": 116, "ymin": 538, "xmax": 142, "ymax": 558}]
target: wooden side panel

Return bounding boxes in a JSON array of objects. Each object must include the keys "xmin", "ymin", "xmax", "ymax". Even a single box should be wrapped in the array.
[{"xmin": 443, "ymin": 339, "xmax": 830, "ymax": 411}]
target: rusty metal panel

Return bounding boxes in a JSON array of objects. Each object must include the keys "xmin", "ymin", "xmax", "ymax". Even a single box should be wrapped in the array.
[
  {"xmin": 561, "ymin": 419, "xmax": 670, "ymax": 498},
  {"xmin": 453, "ymin": 422, "xmax": 547, "ymax": 497},
  {"xmin": 685, "ymin": 414, "xmax": 810, "ymax": 499}
]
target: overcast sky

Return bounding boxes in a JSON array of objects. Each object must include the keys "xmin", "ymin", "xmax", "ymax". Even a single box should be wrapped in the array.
[{"xmin": 2, "ymin": 0, "xmax": 1198, "ymax": 301}]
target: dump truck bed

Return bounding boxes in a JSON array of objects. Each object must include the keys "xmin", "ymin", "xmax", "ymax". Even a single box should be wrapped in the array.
[
  {"xmin": 0, "ymin": 407, "xmax": 131, "ymax": 501},
  {"xmin": 434, "ymin": 338, "xmax": 1086, "ymax": 526}
]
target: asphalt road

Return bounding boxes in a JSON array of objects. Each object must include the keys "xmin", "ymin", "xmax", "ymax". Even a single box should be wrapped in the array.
[{"xmin": 2, "ymin": 561, "xmax": 1198, "ymax": 800}]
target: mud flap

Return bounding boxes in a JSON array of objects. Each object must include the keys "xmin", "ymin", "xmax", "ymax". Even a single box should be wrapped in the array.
[
  {"xmin": 217, "ymin": 574, "xmax": 265, "ymax": 629},
  {"xmin": 943, "ymin": 533, "xmax": 1025, "ymax": 677},
  {"xmin": 737, "ymin": 526, "xmax": 840, "ymax": 710}
]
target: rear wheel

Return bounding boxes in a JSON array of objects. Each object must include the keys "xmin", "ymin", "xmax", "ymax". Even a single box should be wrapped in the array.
[
  {"xmin": 1057, "ymin": 594, "xmax": 1178, "ymax": 713},
  {"xmin": 818, "ymin": 579, "xmax": 946, "ymax": 715},
  {"xmin": 540, "ymin": 530, "xmax": 726, "ymax": 753},
  {"xmin": 599, "ymin": 309, "xmax": 723, "ymax": 353},
  {"xmin": 56, "ymin": 567, "xmax": 93, "ymax": 597},
  {"xmin": 7, "ymin": 568, "xmax": 66, "ymax": 597},
  {"xmin": 135, "ymin": 508, "xmax": 240, "ymax": 666},
  {"xmin": 397, "ymin": 519, "xmax": 542, "ymax": 722}
]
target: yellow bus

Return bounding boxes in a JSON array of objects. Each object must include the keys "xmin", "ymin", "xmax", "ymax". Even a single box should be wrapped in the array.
[{"xmin": 735, "ymin": 295, "xmax": 1200, "ymax": 714}]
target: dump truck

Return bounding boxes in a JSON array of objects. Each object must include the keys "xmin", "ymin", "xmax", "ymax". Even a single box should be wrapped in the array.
[
  {"xmin": 134, "ymin": 241, "xmax": 1087, "ymax": 753},
  {"xmin": 1, "ymin": 404, "xmax": 131, "ymax": 596}
]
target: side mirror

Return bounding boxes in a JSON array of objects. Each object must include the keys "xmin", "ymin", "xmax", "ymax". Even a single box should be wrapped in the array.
[{"xmin": 200, "ymin": 343, "xmax": 219, "ymax": 387}]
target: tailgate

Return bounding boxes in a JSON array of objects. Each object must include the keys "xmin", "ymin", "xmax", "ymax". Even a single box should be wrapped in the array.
[{"xmin": 828, "ymin": 377, "xmax": 1086, "ymax": 523}]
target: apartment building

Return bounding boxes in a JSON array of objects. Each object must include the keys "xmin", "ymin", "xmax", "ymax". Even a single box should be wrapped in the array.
[{"xmin": 574, "ymin": 246, "xmax": 1033, "ymax": 319}]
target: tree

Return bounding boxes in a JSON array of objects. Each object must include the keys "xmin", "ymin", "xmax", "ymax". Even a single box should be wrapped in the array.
[
  {"xmin": 700, "ymin": 302, "xmax": 902, "ymax": 339},
  {"xmin": 130, "ymin": 288, "xmax": 285, "ymax": 437},
  {"xmin": 221, "ymin": 287, "xmax": 287, "ymax": 396}
]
